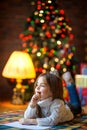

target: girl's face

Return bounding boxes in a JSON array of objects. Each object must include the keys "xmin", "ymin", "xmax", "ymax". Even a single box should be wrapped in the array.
[{"xmin": 35, "ymin": 76, "xmax": 53, "ymax": 100}]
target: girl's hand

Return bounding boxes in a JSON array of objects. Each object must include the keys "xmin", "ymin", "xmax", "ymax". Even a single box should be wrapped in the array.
[
  {"xmin": 19, "ymin": 118, "xmax": 26, "ymax": 125},
  {"xmin": 30, "ymin": 93, "xmax": 41, "ymax": 108},
  {"xmin": 19, "ymin": 118, "xmax": 37, "ymax": 125}
]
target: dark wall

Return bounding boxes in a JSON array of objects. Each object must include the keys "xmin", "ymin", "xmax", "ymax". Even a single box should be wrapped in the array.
[
  {"xmin": 60, "ymin": 0, "xmax": 87, "ymax": 61},
  {"xmin": 0, "ymin": 0, "xmax": 87, "ymax": 101}
]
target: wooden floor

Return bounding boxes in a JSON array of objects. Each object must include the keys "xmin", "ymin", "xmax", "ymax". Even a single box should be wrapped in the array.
[{"xmin": 0, "ymin": 101, "xmax": 28, "ymax": 112}]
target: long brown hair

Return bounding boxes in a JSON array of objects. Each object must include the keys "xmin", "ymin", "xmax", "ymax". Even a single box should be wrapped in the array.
[
  {"xmin": 34, "ymin": 72, "xmax": 63, "ymax": 100},
  {"xmin": 34, "ymin": 72, "xmax": 64, "ymax": 118}
]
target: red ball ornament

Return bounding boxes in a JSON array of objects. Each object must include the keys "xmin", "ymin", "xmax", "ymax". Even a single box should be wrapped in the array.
[
  {"xmin": 61, "ymin": 34, "xmax": 65, "ymax": 38},
  {"xmin": 22, "ymin": 36, "xmax": 27, "ymax": 41},
  {"xmin": 28, "ymin": 35, "xmax": 32, "ymax": 39},
  {"xmin": 66, "ymin": 60, "xmax": 71, "ymax": 66},
  {"xmin": 28, "ymin": 26, "xmax": 34, "ymax": 32},
  {"xmin": 42, "ymin": 2, "xmax": 45, "ymax": 6},
  {"xmin": 59, "ymin": 9, "xmax": 65, "ymax": 15},
  {"xmin": 45, "ymin": 31, "xmax": 51, "ymax": 38},
  {"xmin": 23, "ymin": 43, "xmax": 27, "ymax": 47},
  {"xmin": 26, "ymin": 17, "xmax": 31, "ymax": 22},
  {"xmin": 50, "ymin": 5, "xmax": 54, "ymax": 10},
  {"xmin": 37, "ymin": 1, "xmax": 41, "ymax": 5},
  {"xmin": 62, "ymin": 28, "xmax": 66, "ymax": 32},
  {"xmin": 56, "ymin": 64, "xmax": 61, "ymax": 70},
  {"xmin": 35, "ymin": 19, "xmax": 40, "ymax": 24},
  {"xmin": 48, "ymin": 52, "xmax": 53, "ymax": 57},
  {"xmin": 50, "ymin": 49, "xmax": 54, "ymax": 54},
  {"xmin": 37, "ymin": 5, "xmax": 41, "ymax": 10},
  {"xmin": 52, "ymin": 11, "xmax": 56, "ymax": 15},
  {"xmin": 46, "ymin": 16, "xmax": 50, "ymax": 20},
  {"xmin": 59, "ymin": 22, "xmax": 63, "ymax": 26},
  {"xmin": 42, "ymin": 24, "xmax": 47, "ymax": 30},
  {"xmin": 19, "ymin": 33, "xmax": 24, "ymax": 39},
  {"xmin": 39, "ymin": 67, "xmax": 43, "ymax": 72},
  {"xmin": 51, "ymin": 25, "xmax": 55, "ymax": 30}
]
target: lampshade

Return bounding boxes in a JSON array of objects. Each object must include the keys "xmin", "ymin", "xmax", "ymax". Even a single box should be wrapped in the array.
[
  {"xmin": 2, "ymin": 51, "xmax": 36, "ymax": 79},
  {"xmin": 2, "ymin": 51, "xmax": 36, "ymax": 105}
]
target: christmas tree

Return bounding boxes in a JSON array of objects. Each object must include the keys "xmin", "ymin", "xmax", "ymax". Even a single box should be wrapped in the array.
[{"xmin": 19, "ymin": 0, "xmax": 77, "ymax": 78}]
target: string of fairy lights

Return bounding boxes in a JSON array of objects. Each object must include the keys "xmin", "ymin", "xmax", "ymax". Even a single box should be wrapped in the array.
[{"xmin": 19, "ymin": 0, "xmax": 77, "ymax": 77}]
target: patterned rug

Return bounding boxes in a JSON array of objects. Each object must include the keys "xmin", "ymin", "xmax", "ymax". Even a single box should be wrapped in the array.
[{"xmin": 0, "ymin": 110, "xmax": 87, "ymax": 130}]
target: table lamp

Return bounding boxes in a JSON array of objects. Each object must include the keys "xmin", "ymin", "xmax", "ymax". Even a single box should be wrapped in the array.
[{"xmin": 2, "ymin": 51, "xmax": 36, "ymax": 104}]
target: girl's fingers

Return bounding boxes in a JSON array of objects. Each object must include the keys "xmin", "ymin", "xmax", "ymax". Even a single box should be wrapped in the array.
[
  {"xmin": 19, "ymin": 118, "xmax": 25, "ymax": 124},
  {"xmin": 30, "ymin": 93, "xmax": 41, "ymax": 107},
  {"xmin": 33, "ymin": 93, "xmax": 41, "ymax": 100}
]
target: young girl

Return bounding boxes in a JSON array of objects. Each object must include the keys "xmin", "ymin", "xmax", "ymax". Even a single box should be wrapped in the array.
[{"xmin": 19, "ymin": 71, "xmax": 74, "ymax": 126}]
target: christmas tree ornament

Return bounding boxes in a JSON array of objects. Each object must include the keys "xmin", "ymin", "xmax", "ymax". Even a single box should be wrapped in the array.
[{"xmin": 19, "ymin": 0, "xmax": 77, "ymax": 78}]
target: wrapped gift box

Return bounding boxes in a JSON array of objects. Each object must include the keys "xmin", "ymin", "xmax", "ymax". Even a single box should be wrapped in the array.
[{"xmin": 75, "ymin": 74, "xmax": 87, "ymax": 105}]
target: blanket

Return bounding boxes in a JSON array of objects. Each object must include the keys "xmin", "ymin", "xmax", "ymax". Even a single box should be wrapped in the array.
[{"xmin": 0, "ymin": 110, "xmax": 87, "ymax": 130}]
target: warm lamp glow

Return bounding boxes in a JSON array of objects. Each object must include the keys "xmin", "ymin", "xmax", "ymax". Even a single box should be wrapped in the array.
[
  {"xmin": 2, "ymin": 51, "xmax": 36, "ymax": 79},
  {"xmin": 2, "ymin": 51, "xmax": 36, "ymax": 104}
]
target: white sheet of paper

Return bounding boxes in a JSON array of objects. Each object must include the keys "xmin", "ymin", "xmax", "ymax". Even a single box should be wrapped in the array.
[{"xmin": 4, "ymin": 121, "xmax": 51, "ymax": 130}]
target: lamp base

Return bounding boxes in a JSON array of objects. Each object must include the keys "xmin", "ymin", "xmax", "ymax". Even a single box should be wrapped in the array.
[
  {"xmin": 12, "ymin": 95, "xmax": 24, "ymax": 105},
  {"xmin": 11, "ymin": 79, "xmax": 25, "ymax": 105},
  {"xmin": 11, "ymin": 95, "xmax": 25, "ymax": 105},
  {"xmin": 12, "ymin": 87, "xmax": 25, "ymax": 105}
]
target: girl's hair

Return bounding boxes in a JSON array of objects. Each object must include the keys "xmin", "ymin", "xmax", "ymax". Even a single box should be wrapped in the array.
[
  {"xmin": 34, "ymin": 72, "xmax": 64, "ymax": 118},
  {"xmin": 34, "ymin": 72, "xmax": 63, "ymax": 100}
]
